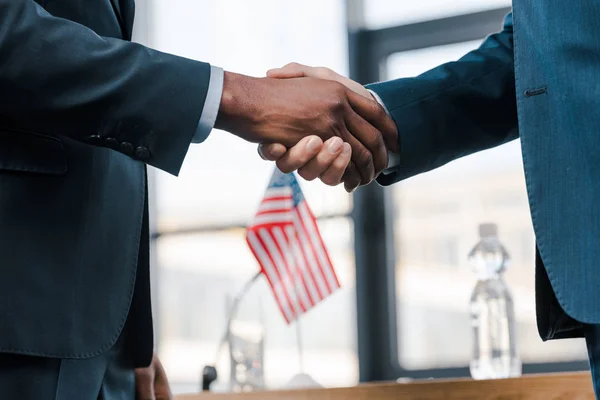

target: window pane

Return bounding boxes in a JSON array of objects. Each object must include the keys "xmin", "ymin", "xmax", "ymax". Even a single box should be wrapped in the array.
[
  {"xmin": 386, "ymin": 43, "xmax": 588, "ymax": 371},
  {"xmin": 157, "ymin": 217, "xmax": 357, "ymax": 394},
  {"xmin": 148, "ymin": 0, "xmax": 351, "ymax": 232},
  {"xmin": 363, "ymin": 0, "xmax": 511, "ymax": 29}
]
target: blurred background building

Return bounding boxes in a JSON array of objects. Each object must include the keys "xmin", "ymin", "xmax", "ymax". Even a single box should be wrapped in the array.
[{"xmin": 132, "ymin": 0, "xmax": 589, "ymax": 394}]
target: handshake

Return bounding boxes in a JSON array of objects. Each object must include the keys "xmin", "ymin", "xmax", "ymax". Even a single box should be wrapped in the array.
[{"xmin": 215, "ymin": 63, "xmax": 398, "ymax": 193}]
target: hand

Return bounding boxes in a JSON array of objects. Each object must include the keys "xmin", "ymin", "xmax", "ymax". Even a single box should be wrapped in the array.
[
  {"xmin": 259, "ymin": 63, "xmax": 398, "ymax": 192},
  {"xmin": 258, "ymin": 136, "xmax": 352, "ymax": 187},
  {"xmin": 216, "ymin": 71, "xmax": 396, "ymax": 184},
  {"xmin": 135, "ymin": 354, "xmax": 172, "ymax": 400},
  {"xmin": 267, "ymin": 62, "xmax": 373, "ymax": 100}
]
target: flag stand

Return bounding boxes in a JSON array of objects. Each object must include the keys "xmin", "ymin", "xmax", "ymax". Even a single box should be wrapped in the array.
[{"xmin": 284, "ymin": 308, "xmax": 322, "ymax": 389}]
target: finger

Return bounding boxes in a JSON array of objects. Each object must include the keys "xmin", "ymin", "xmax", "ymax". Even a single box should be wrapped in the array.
[
  {"xmin": 268, "ymin": 64, "xmax": 372, "ymax": 99},
  {"xmin": 153, "ymin": 357, "xmax": 173, "ymax": 400},
  {"xmin": 342, "ymin": 162, "xmax": 362, "ymax": 193},
  {"xmin": 338, "ymin": 127, "xmax": 374, "ymax": 185},
  {"xmin": 345, "ymin": 111, "xmax": 388, "ymax": 178},
  {"xmin": 135, "ymin": 367, "xmax": 156, "ymax": 400},
  {"xmin": 153, "ymin": 356, "xmax": 169, "ymax": 387},
  {"xmin": 297, "ymin": 137, "xmax": 344, "ymax": 182},
  {"xmin": 347, "ymin": 90, "xmax": 399, "ymax": 153},
  {"xmin": 258, "ymin": 143, "xmax": 287, "ymax": 161},
  {"xmin": 267, "ymin": 62, "xmax": 309, "ymax": 79},
  {"xmin": 320, "ymin": 142, "xmax": 352, "ymax": 186},
  {"xmin": 276, "ymin": 136, "xmax": 323, "ymax": 174}
]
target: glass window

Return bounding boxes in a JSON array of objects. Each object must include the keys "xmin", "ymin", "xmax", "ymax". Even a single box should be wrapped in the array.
[
  {"xmin": 145, "ymin": 0, "xmax": 357, "ymax": 393},
  {"xmin": 386, "ymin": 42, "xmax": 588, "ymax": 371},
  {"xmin": 363, "ymin": 0, "xmax": 511, "ymax": 29}
]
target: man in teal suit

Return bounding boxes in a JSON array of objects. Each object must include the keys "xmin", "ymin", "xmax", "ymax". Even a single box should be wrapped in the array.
[{"xmin": 264, "ymin": 3, "xmax": 600, "ymax": 397}]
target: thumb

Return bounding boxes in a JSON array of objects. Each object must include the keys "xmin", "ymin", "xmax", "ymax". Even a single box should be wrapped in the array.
[
  {"xmin": 267, "ymin": 62, "xmax": 309, "ymax": 79},
  {"xmin": 258, "ymin": 143, "xmax": 288, "ymax": 161}
]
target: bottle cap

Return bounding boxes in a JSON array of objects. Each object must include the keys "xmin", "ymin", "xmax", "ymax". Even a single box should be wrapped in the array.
[{"xmin": 478, "ymin": 223, "xmax": 498, "ymax": 238}]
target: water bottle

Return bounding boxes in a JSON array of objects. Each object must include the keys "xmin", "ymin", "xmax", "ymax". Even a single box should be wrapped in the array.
[{"xmin": 468, "ymin": 223, "xmax": 521, "ymax": 380}]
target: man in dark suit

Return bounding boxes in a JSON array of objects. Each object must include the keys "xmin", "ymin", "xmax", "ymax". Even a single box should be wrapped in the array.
[
  {"xmin": 0, "ymin": 0, "xmax": 396, "ymax": 398},
  {"xmin": 264, "ymin": 4, "xmax": 600, "ymax": 397}
]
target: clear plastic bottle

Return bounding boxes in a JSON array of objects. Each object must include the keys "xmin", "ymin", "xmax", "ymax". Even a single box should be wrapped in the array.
[{"xmin": 468, "ymin": 223, "xmax": 521, "ymax": 380}]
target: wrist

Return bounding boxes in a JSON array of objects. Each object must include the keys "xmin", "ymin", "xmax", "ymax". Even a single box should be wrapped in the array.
[{"xmin": 215, "ymin": 71, "xmax": 261, "ymax": 135}]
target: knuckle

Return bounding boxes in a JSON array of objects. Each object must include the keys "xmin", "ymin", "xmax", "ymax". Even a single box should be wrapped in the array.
[
  {"xmin": 334, "ymin": 80, "xmax": 347, "ymax": 95},
  {"xmin": 316, "ymin": 66, "xmax": 334, "ymax": 79},
  {"xmin": 358, "ymin": 149, "xmax": 374, "ymax": 169},
  {"xmin": 298, "ymin": 168, "xmax": 316, "ymax": 181},
  {"xmin": 328, "ymin": 95, "xmax": 347, "ymax": 114},
  {"xmin": 276, "ymin": 161, "xmax": 294, "ymax": 174},
  {"xmin": 329, "ymin": 118, "xmax": 343, "ymax": 133},
  {"xmin": 316, "ymin": 118, "xmax": 335, "ymax": 136},
  {"xmin": 321, "ymin": 175, "xmax": 340, "ymax": 186},
  {"xmin": 373, "ymin": 100, "xmax": 385, "ymax": 116}
]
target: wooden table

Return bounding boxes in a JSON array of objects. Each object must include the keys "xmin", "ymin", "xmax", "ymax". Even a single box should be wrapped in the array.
[{"xmin": 176, "ymin": 372, "xmax": 594, "ymax": 400}]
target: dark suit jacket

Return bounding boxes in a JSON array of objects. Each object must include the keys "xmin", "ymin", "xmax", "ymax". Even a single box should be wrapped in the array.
[
  {"xmin": 370, "ymin": 4, "xmax": 600, "ymax": 341},
  {"xmin": 0, "ymin": 0, "xmax": 211, "ymax": 366}
]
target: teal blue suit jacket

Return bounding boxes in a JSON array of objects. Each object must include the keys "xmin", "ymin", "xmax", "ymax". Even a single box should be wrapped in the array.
[{"xmin": 371, "ymin": 3, "xmax": 600, "ymax": 340}]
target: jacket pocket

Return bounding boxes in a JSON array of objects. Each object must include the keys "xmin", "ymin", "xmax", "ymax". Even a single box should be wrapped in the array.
[{"xmin": 0, "ymin": 129, "xmax": 67, "ymax": 175}]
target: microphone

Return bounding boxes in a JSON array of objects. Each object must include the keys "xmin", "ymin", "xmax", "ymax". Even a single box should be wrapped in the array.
[{"xmin": 202, "ymin": 365, "xmax": 218, "ymax": 391}]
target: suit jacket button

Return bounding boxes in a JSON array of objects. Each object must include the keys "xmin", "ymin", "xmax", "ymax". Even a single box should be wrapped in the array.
[
  {"xmin": 120, "ymin": 142, "xmax": 134, "ymax": 155},
  {"xmin": 88, "ymin": 135, "xmax": 103, "ymax": 145},
  {"xmin": 105, "ymin": 137, "xmax": 119, "ymax": 148},
  {"xmin": 135, "ymin": 146, "xmax": 151, "ymax": 160}
]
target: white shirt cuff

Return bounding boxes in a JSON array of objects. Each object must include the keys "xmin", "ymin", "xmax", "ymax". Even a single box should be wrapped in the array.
[
  {"xmin": 192, "ymin": 65, "xmax": 224, "ymax": 144},
  {"xmin": 368, "ymin": 89, "xmax": 400, "ymax": 170}
]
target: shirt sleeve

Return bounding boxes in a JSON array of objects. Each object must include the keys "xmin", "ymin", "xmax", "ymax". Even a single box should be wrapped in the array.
[
  {"xmin": 192, "ymin": 65, "xmax": 225, "ymax": 144},
  {"xmin": 368, "ymin": 89, "xmax": 401, "ymax": 171}
]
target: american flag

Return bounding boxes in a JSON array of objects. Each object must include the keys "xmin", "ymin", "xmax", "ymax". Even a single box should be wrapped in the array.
[{"xmin": 246, "ymin": 169, "xmax": 341, "ymax": 324}]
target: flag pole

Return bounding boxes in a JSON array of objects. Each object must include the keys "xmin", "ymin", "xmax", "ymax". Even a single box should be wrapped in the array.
[{"xmin": 296, "ymin": 315, "xmax": 304, "ymax": 373}]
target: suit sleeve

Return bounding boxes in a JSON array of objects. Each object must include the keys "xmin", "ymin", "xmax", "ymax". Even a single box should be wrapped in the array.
[
  {"xmin": 0, "ymin": 0, "xmax": 212, "ymax": 175},
  {"xmin": 369, "ymin": 13, "xmax": 518, "ymax": 185}
]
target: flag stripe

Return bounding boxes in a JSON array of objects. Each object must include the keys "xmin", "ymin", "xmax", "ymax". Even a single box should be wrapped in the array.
[
  {"xmin": 246, "ymin": 231, "xmax": 294, "ymax": 323},
  {"xmin": 298, "ymin": 203, "xmax": 341, "ymax": 291},
  {"xmin": 264, "ymin": 187, "xmax": 293, "ymax": 198},
  {"xmin": 292, "ymin": 210, "xmax": 329, "ymax": 298},
  {"xmin": 252, "ymin": 213, "xmax": 293, "ymax": 226},
  {"xmin": 257, "ymin": 228, "xmax": 302, "ymax": 319},
  {"xmin": 272, "ymin": 227, "xmax": 311, "ymax": 312},
  {"xmin": 285, "ymin": 225, "xmax": 319, "ymax": 307},
  {"xmin": 294, "ymin": 206, "xmax": 333, "ymax": 294},
  {"xmin": 257, "ymin": 199, "xmax": 293, "ymax": 213}
]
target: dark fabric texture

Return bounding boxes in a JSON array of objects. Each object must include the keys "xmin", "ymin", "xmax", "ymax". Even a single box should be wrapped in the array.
[
  {"xmin": 371, "ymin": 2, "xmax": 600, "ymax": 333},
  {"xmin": 0, "ymin": 330, "xmax": 134, "ymax": 400},
  {"xmin": 0, "ymin": 0, "xmax": 210, "ymax": 364}
]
